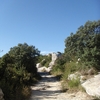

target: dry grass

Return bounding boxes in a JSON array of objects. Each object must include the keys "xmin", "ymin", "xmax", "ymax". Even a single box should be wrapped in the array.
[
  {"xmin": 15, "ymin": 86, "xmax": 31, "ymax": 100},
  {"xmin": 22, "ymin": 86, "xmax": 31, "ymax": 100}
]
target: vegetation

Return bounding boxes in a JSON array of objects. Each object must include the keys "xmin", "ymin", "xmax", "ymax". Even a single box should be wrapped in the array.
[
  {"xmin": 52, "ymin": 20, "xmax": 100, "ymax": 91},
  {"xmin": 37, "ymin": 54, "xmax": 52, "ymax": 67},
  {"xmin": 65, "ymin": 20, "xmax": 100, "ymax": 70},
  {"xmin": 0, "ymin": 43, "xmax": 41, "ymax": 100},
  {"xmin": 0, "ymin": 20, "xmax": 100, "ymax": 99}
]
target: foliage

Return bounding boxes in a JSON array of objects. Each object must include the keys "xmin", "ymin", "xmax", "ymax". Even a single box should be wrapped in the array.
[
  {"xmin": 52, "ymin": 53, "xmax": 70, "ymax": 75},
  {"xmin": 68, "ymin": 78, "xmax": 80, "ymax": 89},
  {"xmin": 0, "ymin": 43, "xmax": 41, "ymax": 100},
  {"xmin": 61, "ymin": 81, "xmax": 68, "ymax": 92},
  {"xmin": 62, "ymin": 62, "xmax": 77, "ymax": 80},
  {"xmin": 51, "ymin": 20, "xmax": 100, "ymax": 92},
  {"xmin": 65, "ymin": 20, "xmax": 100, "ymax": 70},
  {"xmin": 38, "ymin": 54, "xmax": 52, "ymax": 67}
]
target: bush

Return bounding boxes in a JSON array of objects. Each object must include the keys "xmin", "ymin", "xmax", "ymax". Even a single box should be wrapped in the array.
[
  {"xmin": 0, "ymin": 43, "xmax": 41, "ymax": 100},
  {"xmin": 40, "ymin": 54, "xmax": 51, "ymax": 67},
  {"xmin": 51, "ymin": 54, "xmax": 70, "ymax": 76},
  {"xmin": 61, "ymin": 81, "xmax": 68, "ymax": 92},
  {"xmin": 68, "ymin": 78, "xmax": 80, "ymax": 89},
  {"xmin": 65, "ymin": 20, "xmax": 100, "ymax": 70}
]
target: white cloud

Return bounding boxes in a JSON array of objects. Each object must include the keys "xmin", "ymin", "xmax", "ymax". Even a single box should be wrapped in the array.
[{"xmin": 40, "ymin": 51, "xmax": 53, "ymax": 55}]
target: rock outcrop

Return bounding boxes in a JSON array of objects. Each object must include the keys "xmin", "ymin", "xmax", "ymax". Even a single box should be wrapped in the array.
[
  {"xmin": 37, "ymin": 52, "xmax": 61, "ymax": 72},
  {"xmin": 36, "ymin": 63, "xmax": 42, "ymax": 68},
  {"xmin": 68, "ymin": 72, "xmax": 80, "ymax": 80},
  {"xmin": 37, "ymin": 66, "xmax": 51, "ymax": 72},
  {"xmin": 82, "ymin": 74, "xmax": 100, "ymax": 97},
  {"xmin": 49, "ymin": 52, "xmax": 60, "ymax": 68}
]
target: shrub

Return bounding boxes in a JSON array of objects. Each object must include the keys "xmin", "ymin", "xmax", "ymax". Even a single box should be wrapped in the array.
[
  {"xmin": 61, "ymin": 81, "xmax": 68, "ymax": 92},
  {"xmin": 39, "ymin": 54, "xmax": 52, "ymax": 67},
  {"xmin": 68, "ymin": 78, "xmax": 80, "ymax": 89},
  {"xmin": 0, "ymin": 43, "xmax": 41, "ymax": 100}
]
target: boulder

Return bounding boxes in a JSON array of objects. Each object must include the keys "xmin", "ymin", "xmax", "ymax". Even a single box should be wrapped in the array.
[
  {"xmin": 37, "ymin": 66, "xmax": 51, "ymax": 72},
  {"xmin": 82, "ymin": 74, "xmax": 100, "ymax": 97},
  {"xmin": 37, "ymin": 67, "xmax": 47, "ymax": 72},
  {"xmin": 68, "ymin": 72, "xmax": 80, "ymax": 80},
  {"xmin": 37, "ymin": 52, "xmax": 61, "ymax": 72},
  {"xmin": 46, "ymin": 67, "xmax": 52, "ymax": 72},
  {"xmin": 36, "ymin": 63, "xmax": 42, "ymax": 68},
  {"xmin": 80, "ymin": 76, "xmax": 87, "ymax": 84},
  {"xmin": 68, "ymin": 72, "xmax": 87, "ymax": 84}
]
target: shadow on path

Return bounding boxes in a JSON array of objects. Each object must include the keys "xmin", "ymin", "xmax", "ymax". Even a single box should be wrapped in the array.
[{"xmin": 29, "ymin": 72, "xmax": 61, "ymax": 100}]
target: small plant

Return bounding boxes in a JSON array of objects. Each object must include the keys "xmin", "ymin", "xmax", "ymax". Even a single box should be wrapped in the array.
[
  {"xmin": 21, "ymin": 86, "xmax": 31, "ymax": 100},
  {"xmin": 61, "ymin": 81, "xmax": 68, "ymax": 92},
  {"xmin": 78, "ymin": 85, "xmax": 86, "ymax": 92},
  {"xmin": 40, "ymin": 54, "xmax": 52, "ymax": 67},
  {"xmin": 68, "ymin": 78, "xmax": 80, "ymax": 89}
]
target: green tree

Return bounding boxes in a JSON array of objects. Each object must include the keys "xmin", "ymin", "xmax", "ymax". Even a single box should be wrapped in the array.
[
  {"xmin": 65, "ymin": 20, "xmax": 100, "ymax": 70},
  {"xmin": 0, "ymin": 43, "xmax": 40, "ymax": 100}
]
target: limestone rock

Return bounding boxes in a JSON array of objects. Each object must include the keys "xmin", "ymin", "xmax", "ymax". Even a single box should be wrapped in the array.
[
  {"xmin": 37, "ymin": 67, "xmax": 47, "ymax": 72},
  {"xmin": 68, "ymin": 72, "xmax": 80, "ymax": 80},
  {"xmin": 37, "ymin": 52, "xmax": 61, "ymax": 73},
  {"xmin": 37, "ymin": 66, "xmax": 52, "ymax": 72},
  {"xmin": 36, "ymin": 63, "xmax": 42, "ymax": 68},
  {"xmin": 68, "ymin": 72, "xmax": 87, "ymax": 84},
  {"xmin": 49, "ymin": 52, "xmax": 59, "ymax": 68},
  {"xmin": 80, "ymin": 76, "xmax": 87, "ymax": 84},
  {"xmin": 82, "ymin": 74, "xmax": 100, "ymax": 97},
  {"xmin": 52, "ymin": 53, "xmax": 58, "ymax": 61}
]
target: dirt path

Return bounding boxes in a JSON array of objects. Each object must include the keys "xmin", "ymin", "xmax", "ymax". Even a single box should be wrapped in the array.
[
  {"xmin": 29, "ymin": 72, "xmax": 93, "ymax": 100},
  {"xmin": 29, "ymin": 72, "xmax": 61, "ymax": 100}
]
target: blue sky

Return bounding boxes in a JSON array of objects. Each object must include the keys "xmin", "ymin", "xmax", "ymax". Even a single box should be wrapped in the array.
[{"xmin": 0, "ymin": 0, "xmax": 100, "ymax": 56}]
